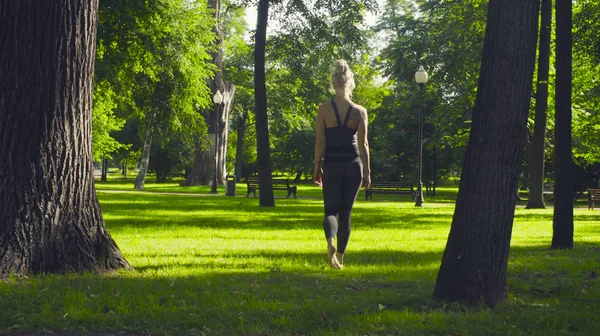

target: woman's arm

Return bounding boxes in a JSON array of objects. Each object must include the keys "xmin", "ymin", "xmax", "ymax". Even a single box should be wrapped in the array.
[
  {"xmin": 357, "ymin": 108, "xmax": 371, "ymax": 189},
  {"xmin": 314, "ymin": 106, "xmax": 326, "ymax": 186}
]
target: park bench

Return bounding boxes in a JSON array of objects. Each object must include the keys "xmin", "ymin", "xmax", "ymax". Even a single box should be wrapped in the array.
[
  {"xmin": 365, "ymin": 182, "xmax": 414, "ymax": 201},
  {"xmin": 245, "ymin": 177, "xmax": 297, "ymax": 199},
  {"xmin": 588, "ymin": 188, "xmax": 600, "ymax": 210},
  {"xmin": 543, "ymin": 183, "xmax": 554, "ymax": 201},
  {"xmin": 518, "ymin": 184, "xmax": 554, "ymax": 201}
]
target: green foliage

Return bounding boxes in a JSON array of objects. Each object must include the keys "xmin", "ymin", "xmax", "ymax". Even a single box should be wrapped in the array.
[
  {"xmin": 94, "ymin": 0, "xmax": 216, "ymax": 160},
  {"xmin": 258, "ymin": 1, "xmax": 383, "ymax": 176},
  {"xmin": 221, "ymin": 3, "xmax": 257, "ymax": 177},
  {"xmin": 574, "ymin": 0, "xmax": 600, "ymax": 63},
  {"xmin": 149, "ymin": 129, "xmax": 196, "ymax": 182},
  {"xmin": 573, "ymin": 1, "xmax": 600, "ymax": 164},
  {"xmin": 352, "ymin": 54, "xmax": 392, "ymax": 114},
  {"xmin": 271, "ymin": 127, "xmax": 315, "ymax": 178},
  {"xmin": 92, "ymin": 81, "xmax": 130, "ymax": 161},
  {"xmin": 572, "ymin": 72, "xmax": 600, "ymax": 164},
  {"xmin": 89, "ymin": 0, "xmax": 600, "ymax": 186},
  {"xmin": 372, "ymin": 0, "xmax": 488, "ymax": 182},
  {"xmin": 222, "ymin": 0, "xmax": 383, "ymax": 177}
]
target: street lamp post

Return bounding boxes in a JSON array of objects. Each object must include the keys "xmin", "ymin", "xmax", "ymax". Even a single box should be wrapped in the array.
[
  {"xmin": 211, "ymin": 90, "xmax": 223, "ymax": 194},
  {"xmin": 414, "ymin": 65, "xmax": 428, "ymax": 207}
]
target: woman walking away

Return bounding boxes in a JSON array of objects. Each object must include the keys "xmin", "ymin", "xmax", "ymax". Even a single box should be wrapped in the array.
[{"xmin": 314, "ymin": 59, "xmax": 371, "ymax": 269}]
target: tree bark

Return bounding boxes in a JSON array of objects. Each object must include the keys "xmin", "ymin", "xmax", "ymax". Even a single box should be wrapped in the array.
[
  {"xmin": 218, "ymin": 82, "xmax": 236, "ymax": 185},
  {"xmin": 433, "ymin": 0, "xmax": 540, "ymax": 307},
  {"xmin": 552, "ymin": 0, "xmax": 574, "ymax": 249},
  {"xmin": 180, "ymin": 137, "xmax": 213, "ymax": 186},
  {"xmin": 254, "ymin": 0, "xmax": 275, "ymax": 206},
  {"xmin": 0, "ymin": 0, "xmax": 130, "ymax": 276},
  {"xmin": 134, "ymin": 128, "xmax": 152, "ymax": 190},
  {"xmin": 234, "ymin": 109, "xmax": 248, "ymax": 182},
  {"xmin": 123, "ymin": 157, "xmax": 128, "ymax": 178},
  {"xmin": 432, "ymin": 146, "xmax": 437, "ymax": 196},
  {"xmin": 527, "ymin": 0, "xmax": 552, "ymax": 209},
  {"xmin": 101, "ymin": 158, "xmax": 108, "ymax": 182}
]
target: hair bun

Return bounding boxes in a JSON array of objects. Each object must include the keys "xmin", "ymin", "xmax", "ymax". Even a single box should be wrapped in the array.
[
  {"xmin": 334, "ymin": 59, "xmax": 349, "ymax": 74},
  {"xmin": 331, "ymin": 59, "xmax": 355, "ymax": 93}
]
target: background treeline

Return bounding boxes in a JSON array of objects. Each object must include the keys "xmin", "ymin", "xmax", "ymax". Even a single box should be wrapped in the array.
[{"xmin": 92, "ymin": 0, "xmax": 600, "ymax": 195}]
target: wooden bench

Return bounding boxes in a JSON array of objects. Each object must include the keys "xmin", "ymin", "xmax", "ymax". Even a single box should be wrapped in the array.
[
  {"xmin": 589, "ymin": 189, "xmax": 600, "ymax": 210},
  {"xmin": 245, "ymin": 177, "xmax": 297, "ymax": 199},
  {"xmin": 365, "ymin": 182, "xmax": 414, "ymax": 201}
]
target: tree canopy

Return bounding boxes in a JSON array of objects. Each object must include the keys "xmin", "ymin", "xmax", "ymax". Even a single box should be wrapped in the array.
[{"xmin": 89, "ymin": 0, "xmax": 600, "ymax": 192}]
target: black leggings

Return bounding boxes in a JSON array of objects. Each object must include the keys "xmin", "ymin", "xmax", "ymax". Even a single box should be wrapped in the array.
[{"xmin": 322, "ymin": 158, "xmax": 363, "ymax": 254}]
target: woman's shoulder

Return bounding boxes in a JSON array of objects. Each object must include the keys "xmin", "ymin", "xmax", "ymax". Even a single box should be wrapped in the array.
[
  {"xmin": 351, "ymin": 103, "xmax": 367, "ymax": 112},
  {"xmin": 351, "ymin": 103, "xmax": 368, "ymax": 117},
  {"xmin": 318, "ymin": 101, "xmax": 333, "ymax": 109},
  {"xmin": 317, "ymin": 101, "xmax": 333, "ymax": 115}
]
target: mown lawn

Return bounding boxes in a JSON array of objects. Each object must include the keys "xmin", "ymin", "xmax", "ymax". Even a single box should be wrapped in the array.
[{"xmin": 1, "ymin": 178, "xmax": 598, "ymax": 335}]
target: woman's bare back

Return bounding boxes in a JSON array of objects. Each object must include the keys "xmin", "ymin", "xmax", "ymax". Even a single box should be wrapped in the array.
[{"xmin": 318, "ymin": 99, "xmax": 366, "ymax": 129}]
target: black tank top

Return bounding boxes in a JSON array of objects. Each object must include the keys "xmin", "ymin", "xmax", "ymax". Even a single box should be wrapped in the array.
[{"xmin": 324, "ymin": 100, "xmax": 359, "ymax": 162}]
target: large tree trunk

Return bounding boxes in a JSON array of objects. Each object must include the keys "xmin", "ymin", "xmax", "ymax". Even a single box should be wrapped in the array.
[
  {"xmin": 234, "ymin": 109, "xmax": 248, "ymax": 182},
  {"xmin": 527, "ymin": 0, "xmax": 552, "ymax": 209},
  {"xmin": 181, "ymin": 0, "xmax": 224, "ymax": 187},
  {"xmin": 180, "ymin": 137, "xmax": 213, "ymax": 186},
  {"xmin": 0, "ymin": 0, "xmax": 130, "ymax": 276},
  {"xmin": 134, "ymin": 128, "xmax": 153, "ymax": 190},
  {"xmin": 552, "ymin": 0, "xmax": 574, "ymax": 249},
  {"xmin": 254, "ymin": 0, "xmax": 275, "ymax": 207},
  {"xmin": 433, "ymin": 0, "xmax": 540, "ymax": 307}
]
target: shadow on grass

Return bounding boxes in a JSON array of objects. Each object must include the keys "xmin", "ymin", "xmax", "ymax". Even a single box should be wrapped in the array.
[
  {"xmin": 0, "ymin": 270, "xmax": 436, "ymax": 335},
  {"xmin": 1, "ymin": 244, "xmax": 599, "ymax": 336}
]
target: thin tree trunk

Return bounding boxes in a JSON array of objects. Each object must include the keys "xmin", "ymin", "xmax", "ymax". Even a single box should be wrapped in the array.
[
  {"xmin": 552, "ymin": 0, "xmax": 574, "ymax": 249},
  {"xmin": 527, "ymin": 0, "xmax": 552, "ymax": 209},
  {"xmin": 432, "ymin": 146, "xmax": 437, "ymax": 196},
  {"xmin": 254, "ymin": 0, "xmax": 275, "ymax": 206},
  {"xmin": 521, "ymin": 160, "xmax": 530, "ymax": 191},
  {"xmin": 0, "ymin": 0, "xmax": 130, "ymax": 276},
  {"xmin": 134, "ymin": 128, "xmax": 153, "ymax": 190},
  {"xmin": 123, "ymin": 157, "xmax": 128, "ymax": 178},
  {"xmin": 433, "ymin": 0, "xmax": 540, "ymax": 307},
  {"xmin": 234, "ymin": 109, "xmax": 248, "ymax": 182},
  {"xmin": 101, "ymin": 158, "xmax": 108, "ymax": 182}
]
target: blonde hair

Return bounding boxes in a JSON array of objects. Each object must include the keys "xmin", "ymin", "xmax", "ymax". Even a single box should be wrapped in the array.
[{"xmin": 331, "ymin": 59, "xmax": 355, "ymax": 94}]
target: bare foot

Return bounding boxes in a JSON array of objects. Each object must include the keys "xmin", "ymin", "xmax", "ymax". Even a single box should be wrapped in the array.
[
  {"xmin": 336, "ymin": 252, "xmax": 344, "ymax": 267},
  {"xmin": 328, "ymin": 246, "xmax": 342, "ymax": 269}
]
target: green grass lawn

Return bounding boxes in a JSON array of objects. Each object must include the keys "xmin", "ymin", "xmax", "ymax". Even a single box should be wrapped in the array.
[{"xmin": 1, "ymin": 180, "xmax": 599, "ymax": 335}]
